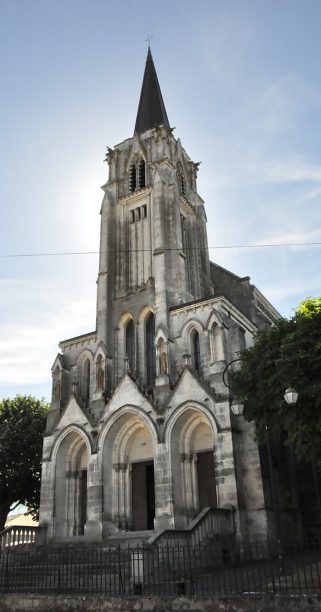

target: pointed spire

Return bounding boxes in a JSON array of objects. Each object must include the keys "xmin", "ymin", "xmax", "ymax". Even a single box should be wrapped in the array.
[{"xmin": 134, "ymin": 48, "xmax": 170, "ymax": 135}]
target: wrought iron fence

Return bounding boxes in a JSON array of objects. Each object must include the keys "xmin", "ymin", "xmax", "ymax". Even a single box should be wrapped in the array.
[{"xmin": 1, "ymin": 539, "xmax": 321, "ymax": 596}]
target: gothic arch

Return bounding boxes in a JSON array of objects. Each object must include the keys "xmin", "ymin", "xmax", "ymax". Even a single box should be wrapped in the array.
[
  {"xmin": 100, "ymin": 407, "xmax": 157, "ymax": 533},
  {"xmin": 205, "ymin": 309, "xmax": 225, "ymax": 330},
  {"xmin": 165, "ymin": 403, "xmax": 218, "ymax": 442},
  {"xmin": 179, "ymin": 320, "xmax": 204, "ymax": 373},
  {"xmin": 76, "ymin": 349, "xmax": 94, "ymax": 404},
  {"xmin": 128, "ymin": 156, "xmax": 146, "ymax": 193},
  {"xmin": 51, "ymin": 425, "xmax": 92, "ymax": 463},
  {"xmin": 165, "ymin": 405, "xmax": 218, "ymax": 528},
  {"xmin": 117, "ymin": 312, "xmax": 136, "ymax": 377},
  {"xmin": 137, "ymin": 306, "xmax": 155, "ymax": 384},
  {"xmin": 53, "ymin": 427, "xmax": 91, "ymax": 537},
  {"xmin": 138, "ymin": 305, "xmax": 155, "ymax": 324},
  {"xmin": 98, "ymin": 405, "xmax": 158, "ymax": 450},
  {"xmin": 93, "ymin": 343, "xmax": 106, "ymax": 396},
  {"xmin": 180, "ymin": 318, "xmax": 204, "ymax": 341}
]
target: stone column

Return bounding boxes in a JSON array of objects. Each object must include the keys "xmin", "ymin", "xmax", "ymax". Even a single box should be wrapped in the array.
[
  {"xmin": 181, "ymin": 453, "xmax": 197, "ymax": 521},
  {"xmin": 38, "ymin": 459, "xmax": 55, "ymax": 540},
  {"xmin": 112, "ymin": 463, "xmax": 121, "ymax": 529},
  {"xmin": 214, "ymin": 429, "xmax": 239, "ymax": 510},
  {"xmin": 84, "ymin": 453, "xmax": 103, "ymax": 541},
  {"xmin": 153, "ymin": 443, "xmax": 175, "ymax": 531},
  {"xmin": 119, "ymin": 463, "xmax": 128, "ymax": 530}
]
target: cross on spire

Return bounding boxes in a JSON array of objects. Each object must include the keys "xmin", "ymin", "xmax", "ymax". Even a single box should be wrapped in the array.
[
  {"xmin": 134, "ymin": 46, "xmax": 170, "ymax": 135},
  {"xmin": 145, "ymin": 34, "xmax": 154, "ymax": 48}
]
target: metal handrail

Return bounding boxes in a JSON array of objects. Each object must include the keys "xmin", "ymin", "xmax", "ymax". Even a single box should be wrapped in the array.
[{"xmin": 148, "ymin": 506, "xmax": 235, "ymax": 546}]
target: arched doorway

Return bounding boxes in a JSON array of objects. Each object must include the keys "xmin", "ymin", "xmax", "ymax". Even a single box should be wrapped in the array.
[
  {"xmin": 170, "ymin": 408, "xmax": 217, "ymax": 527},
  {"xmin": 54, "ymin": 431, "xmax": 89, "ymax": 537},
  {"xmin": 102, "ymin": 413, "xmax": 155, "ymax": 533}
]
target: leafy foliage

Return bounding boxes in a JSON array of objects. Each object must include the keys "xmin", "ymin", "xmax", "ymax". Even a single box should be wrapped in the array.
[
  {"xmin": 230, "ymin": 298, "xmax": 321, "ymax": 461},
  {"xmin": 0, "ymin": 395, "xmax": 48, "ymax": 530}
]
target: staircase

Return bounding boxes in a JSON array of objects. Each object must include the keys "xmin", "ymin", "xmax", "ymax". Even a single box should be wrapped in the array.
[
  {"xmin": 148, "ymin": 506, "xmax": 236, "ymax": 548},
  {"xmin": 0, "ymin": 510, "xmax": 236, "ymax": 594}
]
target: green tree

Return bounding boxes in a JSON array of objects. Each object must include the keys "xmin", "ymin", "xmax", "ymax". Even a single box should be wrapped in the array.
[
  {"xmin": 230, "ymin": 297, "xmax": 321, "ymax": 461},
  {"xmin": 0, "ymin": 395, "xmax": 48, "ymax": 531}
]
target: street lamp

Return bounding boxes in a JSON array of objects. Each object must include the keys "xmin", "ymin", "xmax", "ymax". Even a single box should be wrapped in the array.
[
  {"xmin": 284, "ymin": 387, "xmax": 299, "ymax": 405},
  {"xmin": 230, "ymin": 399, "xmax": 244, "ymax": 416},
  {"xmin": 222, "ymin": 358, "xmax": 300, "ymax": 549}
]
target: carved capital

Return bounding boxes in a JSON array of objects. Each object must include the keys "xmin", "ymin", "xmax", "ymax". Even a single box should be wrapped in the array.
[{"xmin": 180, "ymin": 453, "xmax": 193, "ymax": 463}]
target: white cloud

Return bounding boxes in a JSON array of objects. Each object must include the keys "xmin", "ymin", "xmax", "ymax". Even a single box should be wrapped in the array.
[
  {"xmin": 262, "ymin": 273, "xmax": 321, "ymax": 302},
  {"xmin": 0, "ymin": 278, "xmax": 95, "ymax": 386}
]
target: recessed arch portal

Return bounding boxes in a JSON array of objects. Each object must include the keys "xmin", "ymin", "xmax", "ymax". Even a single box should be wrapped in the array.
[
  {"xmin": 54, "ymin": 430, "xmax": 89, "ymax": 537},
  {"xmin": 169, "ymin": 407, "xmax": 217, "ymax": 528},
  {"xmin": 102, "ymin": 410, "xmax": 155, "ymax": 534}
]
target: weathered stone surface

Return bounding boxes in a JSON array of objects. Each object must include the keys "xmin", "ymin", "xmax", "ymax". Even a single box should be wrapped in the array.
[
  {"xmin": 1, "ymin": 595, "xmax": 321, "ymax": 612},
  {"xmin": 39, "ymin": 51, "xmax": 298, "ymax": 548}
]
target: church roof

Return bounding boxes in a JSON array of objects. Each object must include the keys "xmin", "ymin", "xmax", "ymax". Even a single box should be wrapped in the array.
[{"xmin": 134, "ymin": 47, "xmax": 170, "ymax": 135}]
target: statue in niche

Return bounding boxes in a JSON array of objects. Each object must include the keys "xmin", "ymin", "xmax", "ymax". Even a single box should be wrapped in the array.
[
  {"xmin": 159, "ymin": 351, "xmax": 168, "ymax": 375},
  {"xmin": 97, "ymin": 366, "xmax": 105, "ymax": 390}
]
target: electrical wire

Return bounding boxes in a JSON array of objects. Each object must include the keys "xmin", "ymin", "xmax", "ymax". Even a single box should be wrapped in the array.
[{"xmin": 1, "ymin": 242, "xmax": 321, "ymax": 258}]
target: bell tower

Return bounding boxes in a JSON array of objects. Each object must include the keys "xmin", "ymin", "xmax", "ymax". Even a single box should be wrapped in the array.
[
  {"xmin": 41, "ymin": 48, "xmax": 283, "ymax": 546},
  {"xmin": 96, "ymin": 48, "xmax": 214, "ymax": 391}
]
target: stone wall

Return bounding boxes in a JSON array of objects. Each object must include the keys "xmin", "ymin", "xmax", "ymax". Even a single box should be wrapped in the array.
[{"xmin": 1, "ymin": 594, "xmax": 321, "ymax": 611}]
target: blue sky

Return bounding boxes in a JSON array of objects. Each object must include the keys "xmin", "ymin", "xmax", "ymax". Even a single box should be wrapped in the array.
[{"xmin": 1, "ymin": 0, "xmax": 321, "ymax": 402}]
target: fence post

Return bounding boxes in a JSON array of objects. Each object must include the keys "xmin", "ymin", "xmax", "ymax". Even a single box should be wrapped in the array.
[{"xmin": 131, "ymin": 547, "xmax": 144, "ymax": 595}]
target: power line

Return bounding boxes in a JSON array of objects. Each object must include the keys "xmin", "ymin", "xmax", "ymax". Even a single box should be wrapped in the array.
[{"xmin": 0, "ymin": 242, "xmax": 321, "ymax": 259}]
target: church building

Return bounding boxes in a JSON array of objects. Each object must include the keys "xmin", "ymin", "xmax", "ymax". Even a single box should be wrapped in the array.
[{"xmin": 39, "ymin": 49, "xmax": 291, "ymax": 546}]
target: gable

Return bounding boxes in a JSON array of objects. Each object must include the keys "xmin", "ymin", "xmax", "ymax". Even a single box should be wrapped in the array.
[
  {"xmin": 168, "ymin": 368, "xmax": 215, "ymax": 413},
  {"xmin": 125, "ymin": 136, "xmax": 147, "ymax": 171},
  {"xmin": 55, "ymin": 395, "xmax": 90, "ymax": 431},
  {"xmin": 105, "ymin": 374, "xmax": 155, "ymax": 417}
]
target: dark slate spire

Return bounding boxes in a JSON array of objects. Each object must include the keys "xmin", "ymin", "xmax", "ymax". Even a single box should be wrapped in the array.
[{"xmin": 134, "ymin": 48, "xmax": 170, "ymax": 135}]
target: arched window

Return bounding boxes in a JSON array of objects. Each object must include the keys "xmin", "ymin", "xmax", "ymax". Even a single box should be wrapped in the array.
[
  {"xmin": 177, "ymin": 162, "xmax": 186, "ymax": 196},
  {"xmin": 138, "ymin": 159, "xmax": 146, "ymax": 188},
  {"xmin": 191, "ymin": 330, "xmax": 201, "ymax": 374},
  {"xmin": 126, "ymin": 319, "xmax": 135, "ymax": 372},
  {"xmin": 129, "ymin": 158, "xmax": 146, "ymax": 193},
  {"xmin": 129, "ymin": 163, "xmax": 137, "ymax": 192},
  {"xmin": 83, "ymin": 358, "xmax": 91, "ymax": 404},
  {"xmin": 146, "ymin": 312, "xmax": 156, "ymax": 386}
]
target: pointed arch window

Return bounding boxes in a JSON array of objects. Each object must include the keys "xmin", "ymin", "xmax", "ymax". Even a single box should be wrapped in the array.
[
  {"xmin": 146, "ymin": 312, "xmax": 156, "ymax": 386},
  {"xmin": 138, "ymin": 159, "xmax": 146, "ymax": 188},
  {"xmin": 129, "ymin": 158, "xmax": 146, "ymax": 193},
  {"xmin": 83, "ymin": 358, "xmax": 91, "ymax": 404},
  {"xmin": 129, "ymin": 163, "xmax": 137, "ymax": 192},
  {"xmin": 191, "ymin": 330, "xmax": 201, "ymax": 374},
  {"xmin": 126, "ymin": 319, "xmax": 135, "ymax": 372},
  {"xmin": 177, "ymin": 161, "xmax": 186, "ymax": 196}
]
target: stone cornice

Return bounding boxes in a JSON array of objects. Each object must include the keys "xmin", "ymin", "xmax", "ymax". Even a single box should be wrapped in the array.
[{"xmin": 170, "ymin": 295, "xmax": 257, "ymax": 334}]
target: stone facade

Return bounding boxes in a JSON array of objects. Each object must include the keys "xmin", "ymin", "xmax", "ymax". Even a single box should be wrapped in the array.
[{"xmin": 39, "ymin": 50, "xmax": 286, "ymax": 545}]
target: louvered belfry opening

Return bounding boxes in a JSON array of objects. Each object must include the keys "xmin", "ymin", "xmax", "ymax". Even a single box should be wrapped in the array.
[
  {"xmin": 129, "ymin": 163, "xmax": 137, "ymax": 192},
  {"xmin": 177, "ymin": 162, "xmax": 186, "ymax": 195},
  {"xmin": 139, "ymin": 159, "xmax": 146, "ymax": 188},
  {"xmin": 129, "ymin": 159, "xmax": 145, "ymax": 193}
]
